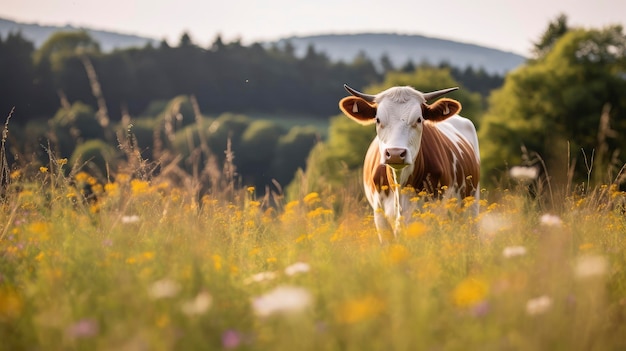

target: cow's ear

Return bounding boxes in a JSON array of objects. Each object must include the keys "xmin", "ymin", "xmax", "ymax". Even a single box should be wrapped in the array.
[
  {"xmin": 339, "ymin": 97, "xmax": 377, "ymax": 125},
  {"xmin": 423, "ymin": 98, "xmax": 461, "ymax": 122}
]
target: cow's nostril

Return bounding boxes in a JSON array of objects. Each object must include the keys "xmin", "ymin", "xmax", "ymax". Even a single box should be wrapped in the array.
[
  {"xmin": 385, "ymin": 150, "xmax": 391, "ymax": 159},
  {"xmin": 400, "ymin": 150, "xmax": 406, "ymax": 158}
]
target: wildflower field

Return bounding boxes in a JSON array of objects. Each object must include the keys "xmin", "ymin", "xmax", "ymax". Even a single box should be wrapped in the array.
[{"xmin": 1, "ymin": 159, "xmax": 626, "ymax": 351}]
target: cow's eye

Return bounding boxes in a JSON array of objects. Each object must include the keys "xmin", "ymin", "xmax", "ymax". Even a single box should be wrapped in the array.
[
  {"xmin": 411, "ymin": 117, "xmax": 422, "ymax": 128},
  {"xmin": 376, "ymin": 117, "xmax": 380, "ymax": 124}
]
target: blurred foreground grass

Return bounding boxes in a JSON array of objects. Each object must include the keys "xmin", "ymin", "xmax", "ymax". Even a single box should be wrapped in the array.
[{"xmin": 1, "ymin": 162, "xmax": 626, "ymax": 351}]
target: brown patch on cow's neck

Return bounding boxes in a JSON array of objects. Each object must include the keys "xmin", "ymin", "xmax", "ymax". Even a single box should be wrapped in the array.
[{"xmin": 407, "ymin": 121, "xmax": 480, "ymax": 197}]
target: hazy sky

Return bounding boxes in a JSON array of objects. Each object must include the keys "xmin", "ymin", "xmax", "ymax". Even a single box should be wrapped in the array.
[{"xmin": 2, "ymin": 0, "xmax": 625, "ymax": 56}]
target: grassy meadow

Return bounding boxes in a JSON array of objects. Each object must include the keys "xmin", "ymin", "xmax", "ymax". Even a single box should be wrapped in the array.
[{"xmin": 1, "ymin": 154, "xmax": 626, "ymax": 351}]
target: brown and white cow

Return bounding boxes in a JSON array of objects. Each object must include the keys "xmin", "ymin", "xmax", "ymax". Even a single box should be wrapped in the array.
[{"xmin": 339, "ymin": 84, "xmax": 480, "ymax": 242}]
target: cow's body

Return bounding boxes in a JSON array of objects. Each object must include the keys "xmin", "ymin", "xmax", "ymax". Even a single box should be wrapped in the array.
[{"xmin": 339, "ymin": 85, "xmax": 480, "ymax": 242}]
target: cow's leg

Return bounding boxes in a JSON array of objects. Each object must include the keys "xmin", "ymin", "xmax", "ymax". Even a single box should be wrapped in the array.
[
  {"xmin": 378, "ymin": 192, "xmax": 403, "ymax": 243},
  {"xmin": 468, "ymin": 182, "xmax": 480, "ymax": 217},
  {"xmin": 373, "ymin": 208, "xmax": 393, "ymax": 244},
  {"xmin": 473, "ymin": 186, "xmax": 480, "ymax": 216}
]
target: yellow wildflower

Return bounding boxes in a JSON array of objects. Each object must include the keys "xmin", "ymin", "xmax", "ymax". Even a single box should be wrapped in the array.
[
  {"xmin": 212, "ymin": 254, "xmax": 222, "ymax": 271},
  {"xmin": 28, "ymin": 222, "xmax": 50, "ymax": 240},
  {"xmin": 116, "ymin": 173, "xmax": 130, "ymax": 183},
  {"xmin": 104, "ymin": 183, "xmax": 119, "ymax": 197},
  {"xmin": 400, "ymin": 186, "xmax": 415, "ymax": 195},
  {"xmin": 170, "ymin": 188, "xmax": 182, "ymax": 203},
  {"xmin": 295, "ymin": 234, "xmax": 312, "ymax": 243},
  {"xmin": 406, "ymin": 222, "xmax": 428, "ymax": 238},
  {"xmin": 89, "ymin": 203, "xmax": 100, "ymax": 213},
  {"xmin": 303, "ymin": 192, "xmax": 321, "ymax": 206},
  {"xmin": 18, "ymin": 190, "xmax": 33, "ymax": 199},
  {"xmin": 307, "ymin": 207, "xmax": 333, "ymax": 219},
  {"xmin": 452, "ymin": 277, "xmax": 488, "ymax": 308},
  {"xmin": 230, "ymin": 265, "xmax": 239, "ymax": 276},
  {"xmin": 39, "ymin": 166, "xmax": 48, "ymax": 173},
  {"xmin": 57, "ymin": 158, "xmax": 68, "ymax": 166},
  {"xmin": 262, "ymin": 208, "xmax": 275, "ymax": 224},
  {"xmin": 91, "ymin": 184, "xmax": 104, "ymax": 195},
  {"xmin": 0, "ymin": 288, "xmax": 23, "ymax": 320},
  {"xmin": 75, "ymin": 172, "xmax": 90, "ymax": 183},
  {"xmin": 142, "ymin": 251, "xmax": 155, "ymax": 261},
  {"xmin": 445, "ymin": 197, "xmax": 459, "ymax": 210},
  {"xmin": 383, "ymin": 244, "xmax": 410, "ymax": 265},
  {"xmin": 486, "ymin": 203, "xmax": 499, "ymax": 212},
  {"xmin": 201, "ymin": 195, "xmax": 218, "ymax": 207},
  {"xmin": 9, "ymin": 170, "xmax": 20, "ymax": 180},
  {"xmin": 463, "ymin": 196, "xmax": 476, "ymax": 207},
  {"xmin": 336, "ymin": 295, "xmax": 386, "ymax": 324},
  {"xmin": 248, "ymin": 248, "xmax": 261, "ymax": 257},
  {"xmin": 155, "ymin": 181, "xmax": 169, "ymax": 191},
  {"xmin": 284, "ymin": 200, "xmax": 300, "ymax": 212},
  {"xmin": 130, "ymin": 179, "xmax": 150, "ymax": 195}
]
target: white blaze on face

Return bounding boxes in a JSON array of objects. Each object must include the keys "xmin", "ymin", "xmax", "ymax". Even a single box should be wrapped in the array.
[{"xmin": 374, "ymin": 87, "xmax": 427, "ymax": 166}]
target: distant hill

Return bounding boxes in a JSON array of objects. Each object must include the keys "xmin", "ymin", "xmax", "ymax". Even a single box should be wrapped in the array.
[
  {"xmin": 0, "ymin": 17, "xmax": 158, "ymax": 51},
  {"xmin": 0, "ymin": 17, "xmax": 525, "ymax": 74},
  {"xmin": 273, "ymin": 33, "xmax": 526, "ymax": 74}
]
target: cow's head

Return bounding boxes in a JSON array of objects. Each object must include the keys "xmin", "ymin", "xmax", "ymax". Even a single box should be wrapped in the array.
[{"xmin": 339, "ymin": 85, "xmax": 461, "ymax": 169}]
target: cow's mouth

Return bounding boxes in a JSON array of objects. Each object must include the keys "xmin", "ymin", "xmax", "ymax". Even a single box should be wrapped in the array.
[{"xmin": 386, "ymin": 163, "xmax": 408, "ymax": 170}]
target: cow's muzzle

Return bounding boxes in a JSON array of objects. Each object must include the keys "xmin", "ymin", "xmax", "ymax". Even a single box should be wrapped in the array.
[{"xmin": 384, "ymin": 147, "xmax": 408, "ymax": 167}]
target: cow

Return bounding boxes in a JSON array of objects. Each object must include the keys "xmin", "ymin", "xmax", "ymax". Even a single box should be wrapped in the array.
[{"xmin": 339, "ymin": 84, "xmax": 480, "ymax": 242}]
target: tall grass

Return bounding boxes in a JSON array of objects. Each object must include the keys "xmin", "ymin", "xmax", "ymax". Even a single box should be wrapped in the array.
[{"xmin": 1, "ymin": 138, "xmax": 626, "ymax": 351}]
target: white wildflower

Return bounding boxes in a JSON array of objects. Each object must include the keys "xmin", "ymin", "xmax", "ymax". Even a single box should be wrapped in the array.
[
  {"xmin": 478, "ymin": 213, "xmax": 511, "ymax": 239},
  {"xmin": 121, "ymin": 215, "xmax": 140, "ymax": 224},
  {"xmin": 503, "ymin": 245, "xmax": 527, "ymax": 258},
  {"xmin": 574, "ymin": 255, "xmax": 608, "ymax": 279},
  {"xmin": 540, "ymin": 214, "xmax": 562, "ymax": 227},
  {"xmin": 181, "ymin": 291, "xmax": 213, "ymax": 316},
  {"xmin": 285, "ymin": 262, "xmax": 310, "ymax": 276},
  {"xmin": 251, "ymin": 285, "xmax": 312, "ymax": 317},
  {"xmin": 510, "ymin": 166, "xmax": 538, "ymax": 182},
  {"xmin": 243, "ymin": 271, "xmax": 277, "ymax": 285},
  {"xmin": 148, "ymin": 278, "xmax": 181, "ymax": 299},
  {"xmin": 526, "ymin": 295, "xmax": 552, "ymax": 315}
]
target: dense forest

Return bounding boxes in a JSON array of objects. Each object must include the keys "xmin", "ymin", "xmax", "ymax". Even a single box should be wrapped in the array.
[
  {"xmin": 0, "ymin": 29, "xmax": 503, "ymax": 193},
  {"xmin": 0, "ymin": 31, "xmax": 503, "ymax": 122}
]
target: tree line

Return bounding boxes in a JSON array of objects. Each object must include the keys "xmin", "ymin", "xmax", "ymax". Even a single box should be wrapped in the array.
[{"xmin": 0, "ymin": 30, "xmax": 504, "ymax": 124}]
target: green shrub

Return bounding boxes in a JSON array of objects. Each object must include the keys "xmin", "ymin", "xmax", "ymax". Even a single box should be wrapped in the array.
[{"xmin": 70, "ymin": 139, "xmax": 119, "ymax": 177}]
